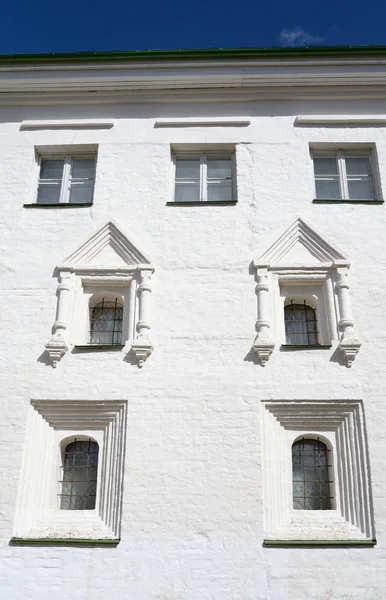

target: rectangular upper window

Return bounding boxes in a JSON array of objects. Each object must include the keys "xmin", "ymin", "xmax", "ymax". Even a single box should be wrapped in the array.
[
  {"xmin": 312, "ymin": 150, "xmax": 378, "ymax": 201},
  {"xmin": 36, "ymin": 154, "xmax": 96, "ymax": 205},
  {"xmin": 173, "ymin": 153, "xmax": 235, "ymax": 202}
]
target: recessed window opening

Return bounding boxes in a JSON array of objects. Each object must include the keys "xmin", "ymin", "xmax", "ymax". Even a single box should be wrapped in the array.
[
  {"xmin": 59, "ymin": 439, "xmax": 99, "ymax": 510},
  {"xmin": 313, "ymin": 151, "xmax": 376, "ymax": 201},
  {"xmin": 292, "ymin": 438, "xmax": 332, "ymax": 510},
  {"xmin": 37, "ymin": 154, "xmax": 96, "ymax": 204},
  {"xmin": 90, "ymin": 297, "xmax": 123, "ymax": 345},
  {"xmin": 284, "ymin": 300, "xmax": 318, "ymax": 345},
  {"xmin": 174, "ymin": 153, "xmax": 234, "ymax": 202}
]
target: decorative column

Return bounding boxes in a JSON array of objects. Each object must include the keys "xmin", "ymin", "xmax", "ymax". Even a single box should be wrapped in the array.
[
  {"xmin": 335, "ymin": 266, "xmax": 361, "ymax": 367},
  {"xmin": 252, "ymin": 267, "xmax": 275, "ymax": 366},
  {"xmin": 131, "ymin": 269, "xmax": 154, "ymax": 367},
  {"xmin": 45, "ymin": 271, "xmax": 70, "ymax": 367}
]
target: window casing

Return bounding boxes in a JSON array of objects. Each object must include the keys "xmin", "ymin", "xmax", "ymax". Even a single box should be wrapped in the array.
[
  {"xmin": 173, "ymin": 153, "xmax": 235, "ymax": 202},
  {"xmin": 292, "ymin": 438, "xmax": 332, "ymax": 510},
  {"xmin": 36, "ymin": 154, "xmax": 96, "ymax": 205},
  {"xmin": 60, "ymin": 439, "xmax": 99, "ymax": 510},
  {"xmin": 312, "ymin": 150, "xmax": 378, "ymax": 201}
]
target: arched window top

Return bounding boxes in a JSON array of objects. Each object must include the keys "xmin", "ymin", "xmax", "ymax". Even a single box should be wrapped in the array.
[
  {"xmin": 60, "ymin": 439, "xmax": 99, "ymax": 510},
  {"xmin": 292, "ymin": 438, "xmax": 332, "ymax": 510},
  {"xmin": 90, "ymin": 297, "xmax": 123, "ymax": 346},
  {"xmin": 284, "ymin": 300, "xmax": 318, "ymax": 346}
]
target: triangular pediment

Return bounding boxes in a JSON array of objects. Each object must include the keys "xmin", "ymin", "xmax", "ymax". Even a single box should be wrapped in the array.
[
  {"xmin": 254, "ymin": 218, "xmax": 347, "ymax": 268},
  {"xmin": 59, "ymin": 221, "xmax": 152, "ymax": 270}
]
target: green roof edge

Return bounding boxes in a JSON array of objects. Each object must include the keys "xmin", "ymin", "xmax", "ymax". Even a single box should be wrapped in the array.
[
  {"xmin": 10, "ymin": 537, "xmax": 120, "ymax": 545},
  {"xmin": 2, "ymin": 45, "xmax": 386, "ymax": 64},
  {"xmin": 263, "ymin": 539, "xmax": 377, "ymax": 547}
]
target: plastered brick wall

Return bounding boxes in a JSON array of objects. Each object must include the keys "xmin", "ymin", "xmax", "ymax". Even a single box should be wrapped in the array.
[{"xmin": 1, "ymin": 98, "xmax": 386, "ymax": 600}]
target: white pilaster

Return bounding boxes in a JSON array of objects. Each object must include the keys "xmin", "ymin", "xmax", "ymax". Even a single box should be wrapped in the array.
[
  {"xmin": 336, "ymin": 267, "xmax": 361, "ymax": 366},
  {"xmin": 45, "ymin": 271, "xmax": 70, "ymax": 367},
  {"xmin": 131, "ymin": 269, "xmax": 154, "ymax": 367},
  {"xmin": 253, "ymin": 267, "xmax": 275, "ymax": 365}
]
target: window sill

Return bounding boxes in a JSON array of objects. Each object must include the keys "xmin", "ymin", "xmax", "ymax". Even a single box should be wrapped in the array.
[
  {"xmin": 166, "ymin": 200, "xmax": 237, "ymax": 206},
  {"xmin": 10, "ymin": 537, "xmax": 119, "ymax": 546},
  {"xmin": 24, "ymin": 203, "xmax": 93, "ymax": 208},
  {"xmin": 73, "ymin": 344, "xmax": 125, "ymax": 351},
  {"xmin": 281, "ymin": 344, "xmax": 332, "ymax": 350},
  {"xmin": 263, "ymin": 539, "xmax": 376, "ymax": 547},
  {"xmin": 312, "ymin": 199, "xmax": 384, "ymax": 204}
]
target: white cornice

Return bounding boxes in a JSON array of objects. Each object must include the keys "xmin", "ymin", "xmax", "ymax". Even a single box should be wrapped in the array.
[{"xmin": 2, "ymin": 56, "xmax": 386, "ymax": 104}]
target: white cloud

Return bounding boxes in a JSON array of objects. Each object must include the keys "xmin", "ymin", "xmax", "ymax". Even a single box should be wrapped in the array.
[{"xmin": 278, "ymin": 27, "xmax": 324, "ymax": 47}]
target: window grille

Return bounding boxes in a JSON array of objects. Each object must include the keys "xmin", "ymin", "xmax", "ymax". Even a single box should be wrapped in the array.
[
  {"xmin": 90, "ymin": 298, "xmax": 123, "ymax": 345},
  {"xmin": 59, "ymin": 439, "xmax": 99, "ymax": 510},
  {"xmin": 284, "ymin": 301, "xmax": 318, "ymax": 345},
  {"xmin": 292, "ymin": 438, "xmax": 332, "ymax": 510}
]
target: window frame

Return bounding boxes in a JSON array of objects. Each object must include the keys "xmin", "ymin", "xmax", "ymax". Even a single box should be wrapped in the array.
[
  {"xmin": 311, "ymin": 148, "xmax": 381, "ymax": 202},
  {"xmin": 172, "ymin": 151, "xmax": 237, "ymax": 203},
  {"xmin": 35, "ymin": 152, "xmax": 97, "ymax": 206},
  {"xmin": 59, "ymin": 437, "xmax": 100, "ymax": 511},
  {"xmin": 292, "ymin": 436, "xmax": 334, "ymax": 511}
]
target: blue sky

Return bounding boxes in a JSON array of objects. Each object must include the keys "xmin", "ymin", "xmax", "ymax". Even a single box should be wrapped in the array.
[{"xmin": 0, "ymin": 0, "xmax": 385, "ymax": 54}]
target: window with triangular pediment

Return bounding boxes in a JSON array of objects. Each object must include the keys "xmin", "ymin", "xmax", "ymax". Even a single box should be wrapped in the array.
[{"xmin": 252, "ymin": 218, "xmax": 361, "ymax": 366}]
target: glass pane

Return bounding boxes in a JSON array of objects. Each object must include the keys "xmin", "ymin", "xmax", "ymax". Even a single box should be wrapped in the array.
[
  {"xmin": 292, "ymin": 439, "xmax": 331, "ymax": 511},
  {"xmin": 347, "ymin": 179, "xmax": 374, "ymax": 200},
  {"xmin": 37, "ymin": 183, "xmax": 61, "ymax": 204},
  {"xmin": 60, "ymin": 441, "xmax": 98, "ymax": 510},
  {"xmin": 207, "ymin": 182, "xmax": 233, "ymax": 201},
  {"xmin": 175, "ymin": 159, "xmax": 200, "ymax": 180},
  {"xmin": 90, "ymin": 302, "xmax": 123, "ymax": 345},
  {"xmin": 284, "ymin": 304, "xmax": 318, "ymax": 345},
  {"xmin": 315, "ymin": 178, "xmax": 341, "ymax": 199},
  {"xmin": 40, "ymin": 159, "xmax": 64, "ymax": 180},
  {"xmin": 345, "ymin": 156, "xmax": 372, "ymax": 176},
  {"xmin": 175, "ymin": 182, "xmax": 200, "ymax": 202},
  {"xmin": 207, "ymin": 158, "xmax": 232, "ymax": 180},
  {"xmin": 71, "ymin": 158, "xmax": 95, "ymax": 179},
  {"xmin": 313, "ymin": 156, "xmax": 338, "ymax": 176},
  {"xmin": 69, "ymin": 183, "xmax": 94, "ymax": 204}
]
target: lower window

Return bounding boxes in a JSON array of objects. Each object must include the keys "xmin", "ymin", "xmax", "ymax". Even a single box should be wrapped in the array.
[
  {"xmin": 262, "ymin": 399, "xmax": 375, "ymax": 544},
  {"xmin": 12, "ymin": 400, "xmax": 127, "ymax": 542}
]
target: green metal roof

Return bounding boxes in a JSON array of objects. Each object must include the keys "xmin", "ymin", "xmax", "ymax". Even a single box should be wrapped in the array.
[{"xmin": 1, "ymin": 45, "xmax": 386, "ymax": 64}]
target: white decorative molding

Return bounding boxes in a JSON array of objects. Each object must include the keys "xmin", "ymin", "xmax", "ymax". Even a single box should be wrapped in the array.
[
  {"xmin": 45, "ymin": 221, "xmax": 154, "ymax": 367},
  {"xmin": 252, "ymin": 267, "xmax": 275, "ymax": 365},
  {"xmin": 262, "ymin": 399, "xmax": 375, "ymax": 542},
  {"xmin": 254, "ymin": 218, "xmax": 346, "ymax": 268},
  {"xmin": 154, "ymin": 118, "xmax": 250, "ymax": 127},
  {"xmin": 3, "ymin": 54, "xmax": 386, "ymax": 105},
  {"xmin": 296, "ymin": 115, "xmax": 386, "ymax": 125},
  {"xmin": 21, "ymin": 119, "xmax": 114, "ymax": 129},
  {"xmin": 13, "ymin": 400, "xmax": 127, "ymax": 541},
  {"xmin": 252, "ymin": 218, "xmax": 361, "ymax": 365}
]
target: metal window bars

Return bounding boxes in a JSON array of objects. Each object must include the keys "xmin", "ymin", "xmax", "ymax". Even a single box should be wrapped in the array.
[
  {"xmin": 89, "ymin": 298, "xmax": 123, "ymax": 345},
  {"xmin": 59, "ymin": 439, "xmax": 99, "ymax": 510},
  {"xmin": 284, "ymin": 300, "xmax": 318, "ymax": 345},
  {"xmin": 292, "ymin": 438, "xmax": 333, "ymax": 510}
]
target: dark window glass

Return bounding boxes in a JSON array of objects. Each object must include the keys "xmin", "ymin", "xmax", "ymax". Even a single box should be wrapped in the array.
[
  {"xmin": 292, "ymin": 439, "xmax": 332, "ymax": 510},
  {"xmin": 90, "ymin": 298, "xmax": 123, "ymax": 345},
  {"xmin": 284, "ymin": 301, "xmax": 318, "ymax": 345},
  {"xmin": 60, "ymin": 440, "xmax": 99, "ymax": 510}
]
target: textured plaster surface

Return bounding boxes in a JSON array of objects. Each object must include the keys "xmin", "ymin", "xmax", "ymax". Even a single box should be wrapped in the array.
[{"xmin": 1, "ymin": 98, "xmax": 386, "ymax": 599}]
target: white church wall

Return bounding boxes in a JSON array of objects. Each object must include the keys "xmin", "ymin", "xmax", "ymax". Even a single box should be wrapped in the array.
[{"xmin": 0, "ymin": 91, "xmax": 386, "ymax": 599}]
